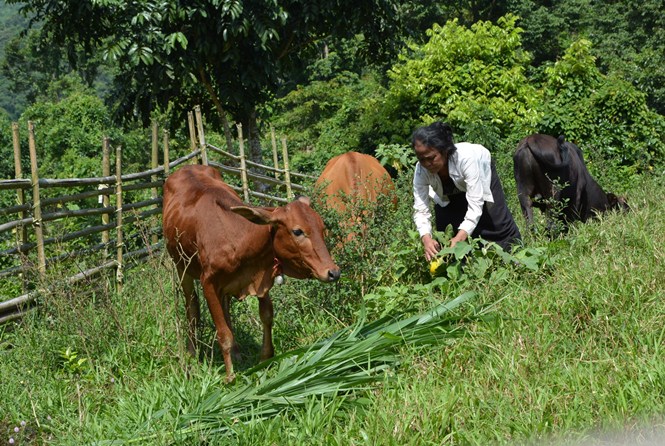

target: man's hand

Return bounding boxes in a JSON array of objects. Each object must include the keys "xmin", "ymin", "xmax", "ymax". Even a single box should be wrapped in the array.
[
  {"xmin": 421, "ymin": 234, "xmax": 441, "ymax": 261},
  {"xmin": 449, "ymin": 230, "xmax": 468, "ymax": 248}
]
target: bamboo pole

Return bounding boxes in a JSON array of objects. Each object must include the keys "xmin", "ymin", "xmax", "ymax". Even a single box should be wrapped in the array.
[
  {"xmin": 270, "ymin": 126, "xmax": 280, "ymax": 180},
  {"xmin": 236, "ymin": 124, "xmax": 250, "ymax": 202},
  {"xmin": 11, "ymin": 122, "xmax": 28, "ymax": 291},
  {"xmin": 187, "ymin": 111, "xmax": 197, "ymax": 162},
  {"xmin": 151, "ymin": 122, "xmax": 159, "ymax": 246},
  {"xmin": 163, "ymin": 129, "xmax": 170, "ymax": 176},
  {"xmin": 27, "ymin": 121, "xmax": 46, "ymax": 276},
  {"xmin": 115, "ymin": 145, "xmax": 124, "ymax": 293},
  {"xmin": 281, "ymin": 136, "xmax": 293, "ymax": 201},
  {"xmin": 194, "ymin": 105, "xmax": 208, "ymax": 166},
  {"xmin": 151, "ymin": 120, "xmax": 158, "ymax": 161},
  {"xmin": 102, "ymin": 138, "xmax": 111, "ymax": 257}
]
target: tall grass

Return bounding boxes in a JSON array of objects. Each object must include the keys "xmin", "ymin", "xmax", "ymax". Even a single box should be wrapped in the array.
[{"xmin": 1, "ymin": 173, "xmax": 663, "ymax": 445}]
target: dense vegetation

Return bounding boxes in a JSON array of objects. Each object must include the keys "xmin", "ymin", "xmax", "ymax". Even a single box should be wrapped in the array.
[
  {"xmin": 1, "ymin": 0, "xmax": 664, "ymax": 444},
  {"xmin": 0, "ymin": 1, "xmax": 663, "ymax": 178}
]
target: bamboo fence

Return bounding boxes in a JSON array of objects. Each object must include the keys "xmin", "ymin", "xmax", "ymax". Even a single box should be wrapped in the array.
[{"xmin": 0, "ymin": 106, "xmax": 314, "ymax": 324}]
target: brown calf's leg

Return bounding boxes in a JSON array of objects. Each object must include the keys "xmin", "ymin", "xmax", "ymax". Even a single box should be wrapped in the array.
[
  {"xmin": 221, "ymin": 295, "xmax": 241, "ymax": 361},
  {"xmin": 258, "ymin": 294, "xmax": 275, "ymax": 361},
  {"xmin": 201, "ymin": 279, "xmax": 236, "ymax": 382},
  {"xmin": 179, "ymin": 270, "xmax": 200, "ymax": 357}
]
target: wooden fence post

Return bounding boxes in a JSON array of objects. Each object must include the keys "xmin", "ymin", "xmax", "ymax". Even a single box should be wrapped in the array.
[
  {"xmin": 236, "ymin": 123, "xmax": 250, "ymax": 202},
  {"xmin": 270, "ymin": 126, "xmax": 280, "ymax": 180},
  {"xmin": 151, "ymin": 120, "xmax": 158, "ymax": 169},
  {"xmin": 163, "ymin": 129, "xmax": 170, "ymax": 176},
  {"xmin": 194, "ymin": 105, "xmax": 208, "ymax": 166},
  {"xmin": 27, "ymin": 121, "xmax": 46, "ymax": 277},
  {"xmin": 115, "ymin": 145, "xmax": 124, "ymax": 293},
  {"xmin": 281, "ymin": 136, "xmax": 293, "ymax": 201},
  {"xmin": 151, "ymin": 122, "xmax": 159, "ymax": 246},
  {"xmin": 187, "ymin": 111, "xmax": 197, "ymax": 162},
  {"xmin": 11, "ymin": 122, "xmax": 28, "ymax": 291},
  {"xmin": 102, "ymin": 138, "xmax": 111, "ymax": 257}
]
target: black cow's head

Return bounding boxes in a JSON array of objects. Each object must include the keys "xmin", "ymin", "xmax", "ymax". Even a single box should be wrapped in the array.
[{"xmin": 607, "ymin": 193, "xmax": 630, "ymax": 212}]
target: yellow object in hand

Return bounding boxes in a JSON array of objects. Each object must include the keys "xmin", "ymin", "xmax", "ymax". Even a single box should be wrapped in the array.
[{"xmin": 429, "ymin": 257, "xmax": 444, "ymax": 275}]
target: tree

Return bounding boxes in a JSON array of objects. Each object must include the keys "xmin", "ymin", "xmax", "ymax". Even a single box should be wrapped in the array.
[
  {"xmin": 381, "ymin": 15, "xmax": 542, "ymax": 149},
  {"xmin": 268, "ymin": 70, "xmax": 387, "ymax": 172},
  {"xmin": 1, "ymin": 28, "xmax": 105, "ymax": 114},
  {"xmin": 10, "ymin": 0, "xmax": 402, "ymax": 164},
  {"xmin": 540, "ymin": 39, "xmax": 665, "ymax": 175},
  {"xmin": 0, "ymin": 2, "xmax": 31, "ymax": 118},
  {"xmin": 509, "ymin": 0, "xmax": 665, "ymax": 115}
]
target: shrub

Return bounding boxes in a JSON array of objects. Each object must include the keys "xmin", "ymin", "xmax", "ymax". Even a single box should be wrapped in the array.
[
  {"xmin": 540, "ymin": 39, "xmax": 665, "ymax": 179},
  {"xmin": 267, "ymin": 71, "xmax": 387, "ymax": 174},
  {"xmin": 381, "ymin": 15, "xmax": 542, "ymax": 149}
]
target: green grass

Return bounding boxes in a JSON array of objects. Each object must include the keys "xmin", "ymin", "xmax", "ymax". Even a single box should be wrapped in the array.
[{"xmin": 1, "ymin": 173, "xmax": 664, "ymax": 445}]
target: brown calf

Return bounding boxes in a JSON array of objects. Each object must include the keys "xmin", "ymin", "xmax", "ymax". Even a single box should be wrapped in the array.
[{"xmin": 163, "ymin": 164, "xmax": 340, "ymax": 381}]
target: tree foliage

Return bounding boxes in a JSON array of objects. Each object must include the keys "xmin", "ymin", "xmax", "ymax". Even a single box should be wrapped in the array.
[
  {"xmin": 268, "ymin": 70, "xmax": 386, "ymax": 172},
  {"xmin": 382, "ymin": 15, "xmax": 541, "ymax": 149},
  {"xmin": 540, "ymin": 39, "xmax": 665, "ymax": 173},
  {"xmin": 0, "ymin": 2, "xmax": 30, "ymax": 118},
  {"xmin": 1, "ymin": 1, "xmax": 664, "ymax": 183},
  {"xmin": 17, "ymin": 74, "xmax": 148, "ymax": 179},
  {"xmin": 1, "ymin": 26, "xmax": 110, "ymax": 122},
  {"xmin": 8, "ymin": 0, "xmax": 402, "ymax": 163},
  {"xmin": 511, "ymin": 0, "xmax": 665, "ymax": 115},
  {"xmin": 311, "ymin": 14, "xmax": 664, "ymax": 185},
  {"xmin": 0, "ymin": 109, "xmax": 15, "ymax": 180}
]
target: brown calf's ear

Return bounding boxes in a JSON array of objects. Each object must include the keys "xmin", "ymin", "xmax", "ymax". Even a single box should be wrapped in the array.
[
  {"xmin": 295, "ymin": 196, "xmax": 311, "ymax": 206},
  {"xmin": 230, "ymin": 206, "xmax": 274, "ymax": 224}
]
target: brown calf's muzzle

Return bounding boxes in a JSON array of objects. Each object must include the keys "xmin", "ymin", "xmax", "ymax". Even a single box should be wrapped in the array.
[{"xmin": 327, "ymin": 267, "xmax": 341, "ymax": 282}]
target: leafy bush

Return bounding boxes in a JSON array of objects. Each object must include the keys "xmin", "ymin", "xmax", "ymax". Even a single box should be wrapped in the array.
[
  {"xmin": 267, "ymin": 71, "xmax": 387, "ymax": 174},
  {"xmin": 374, "ymin": 143, "xmax": 416, "ymax": 175},
  {"xmin": 381, "ymin": 15, "xmax": 542, "ymax": 149},
  {"xmin": 539, "ymin": 39, "xmax": 665, "ymax": 179},
  {"xmin": 18, "ymin": 75, "xmax": 111, "ymax": 178},
  {"xmin": 15, "ymin": 74, "xmax": 155, "ymax": 180}
]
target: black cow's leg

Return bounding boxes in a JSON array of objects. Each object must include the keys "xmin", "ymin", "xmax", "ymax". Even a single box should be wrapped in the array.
[{"xmin": 517, "ymin": 191, "xmax": 534, "ymax": 227}]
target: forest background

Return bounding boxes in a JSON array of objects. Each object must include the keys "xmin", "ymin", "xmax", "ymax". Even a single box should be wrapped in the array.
[
  {"xmin": 1, "ymin": 1, "xmax": 664, "ymax": 444},
  {"xmin": 0, "ymin": 0, "xmax": 663, "ymax": 187}
]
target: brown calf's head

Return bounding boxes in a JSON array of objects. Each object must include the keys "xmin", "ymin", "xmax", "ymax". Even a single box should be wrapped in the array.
[{"xmin": 231, "ymin": 196, "xmax": 341, "ymax": 282}]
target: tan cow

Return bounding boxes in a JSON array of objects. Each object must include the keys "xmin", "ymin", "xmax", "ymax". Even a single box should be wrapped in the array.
[
  {"xmin": 315, "ymin": 152, "xmax": 397, "ymax": 242},
  {"xmin": 316, "ymin": 151, "xmax": 396, "ymax": 214},
  {"xmin": 163, "ymin": 164, "xmax": 340, "ymax": 382}
]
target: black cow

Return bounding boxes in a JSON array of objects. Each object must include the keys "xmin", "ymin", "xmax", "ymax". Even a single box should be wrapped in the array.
[{"xmin": 513, "ymin": 134, "xmax": 628, "ymax": 228}]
